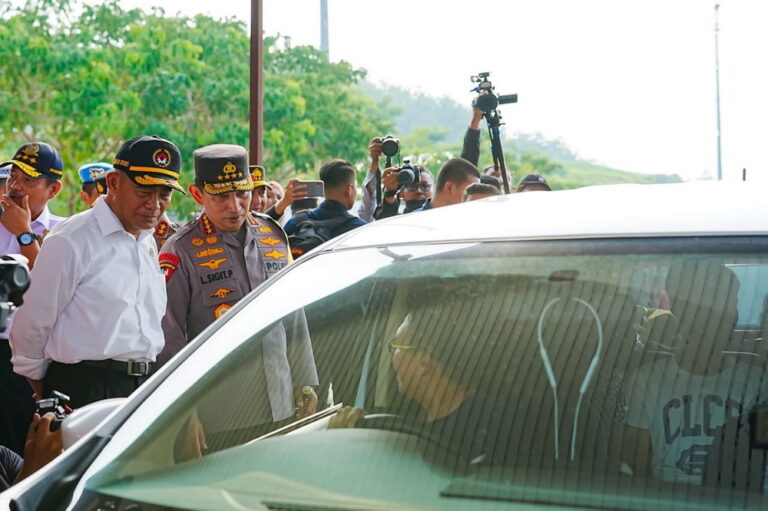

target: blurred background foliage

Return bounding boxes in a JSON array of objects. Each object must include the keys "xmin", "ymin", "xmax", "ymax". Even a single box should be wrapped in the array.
[{"xmin": 0, "ymin": 0, "xmax": 679, "ymax": 220}]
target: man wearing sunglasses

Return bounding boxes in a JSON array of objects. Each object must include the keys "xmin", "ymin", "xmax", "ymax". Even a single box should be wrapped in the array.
[{"xmin": 374, "ymin": 167, "xmax": 434, "ymax": 220}]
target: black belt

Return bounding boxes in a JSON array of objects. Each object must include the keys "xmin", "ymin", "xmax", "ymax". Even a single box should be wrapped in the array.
[{"xmin": 77, "ymin": 359, "xmax": 153, "ymax": 377}]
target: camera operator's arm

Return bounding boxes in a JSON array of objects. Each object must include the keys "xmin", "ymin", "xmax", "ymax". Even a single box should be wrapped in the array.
[
  {"xmin": 460, "ymin": 107, "xmax": 483, "ymax": 167},
  {"xmin": 373, "ymin": 167, "xmax": 401, "ymax": 220},
  {"xmin": 358, "ymin": 138, "xmax": 382, "ymax": 223},
  {"xmin": 15, "ymin": 413, "xmax": 62, "ymax": 483},
  {"xmin": 10, "ymin": 235, "xmax": 80, "ymax": 384},
  {"xmin": 0, "ymin": 195, "xmax": 40, "ymax": 269}
]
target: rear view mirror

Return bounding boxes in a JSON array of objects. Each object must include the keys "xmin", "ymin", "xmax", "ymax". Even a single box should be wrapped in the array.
[{"xmin": 61, "ymin": 398, "xmax": 126, "ymax": 450}]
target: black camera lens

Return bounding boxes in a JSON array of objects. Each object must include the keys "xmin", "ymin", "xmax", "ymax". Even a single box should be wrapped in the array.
[
  {"xmin": 397, "ymin": 167, "xmax": 418, "ymax": 185},
  {"xmin": 475, "ymin": 93, "xmax": 498, "ymax": 113},
  {"xmin": 380, "ymin": 136, "xmax": 400, "ymax": 157}
]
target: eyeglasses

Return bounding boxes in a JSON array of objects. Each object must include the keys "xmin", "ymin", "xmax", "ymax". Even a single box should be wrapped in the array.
[
  {"xmin": 404, "ymin": 183, "xmax": 432, "ymax": 192},
  {"xmin": 389, "ymin": 343, "xmax": 418, "ymax": 353}
]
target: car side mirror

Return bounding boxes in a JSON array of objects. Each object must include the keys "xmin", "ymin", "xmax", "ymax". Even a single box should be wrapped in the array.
[{"xmin": 61, "ymin": 398, "xmax": 126, "ymax": 450}]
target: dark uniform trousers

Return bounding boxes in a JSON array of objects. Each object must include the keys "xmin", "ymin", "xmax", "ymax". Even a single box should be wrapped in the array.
[
  {"xmin": 43, "ymin": 361, "xmax": 150, "ymax": 409},
  {"xmin": 0, "ymin": 341, "xmax": 34, "ymax": 455}
]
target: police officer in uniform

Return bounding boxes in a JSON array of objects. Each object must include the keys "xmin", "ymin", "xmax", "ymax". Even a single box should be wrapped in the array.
[
  {"xmin": 77, "ymin": 162, "xmax": 112, "ymax": 208},
  {"xmin": 159, "ymin": 145, "xmax": 318, "ymax": 442}
]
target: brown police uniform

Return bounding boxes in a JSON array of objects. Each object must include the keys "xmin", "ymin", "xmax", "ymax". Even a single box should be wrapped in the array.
[{"xmin": 158, "ymin": 144, "xmax": 317, "ymax": 425}]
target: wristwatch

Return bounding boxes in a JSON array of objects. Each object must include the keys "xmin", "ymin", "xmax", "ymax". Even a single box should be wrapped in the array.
[{"xmin": 17, "ymin": 232, "xmax": 37, "ymax": 247}]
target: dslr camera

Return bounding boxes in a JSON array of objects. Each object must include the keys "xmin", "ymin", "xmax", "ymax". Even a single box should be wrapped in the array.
[
  {"xmin": 35, "ymin": 390, "xmax": 72, "ymax": 432},
  {"xmin": 379, "ymin": 135, "xmax": 400, "ymax": 158},
  {"xmin": 0, "ymin": 254, "xmax": 31, "ymax": 331},
  {"xmin": 471, "ymin": 72, "xmax": 518, "ymax": 113},
  {"xmin": 395, "ymin": 158, "xmax": 421, "ymax": 186}
]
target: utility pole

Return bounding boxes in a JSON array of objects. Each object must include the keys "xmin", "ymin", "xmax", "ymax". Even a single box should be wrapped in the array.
[
  {"xmin": 320, "ymin": 0, "xmax": 329, "ymax": 55},
  {"xmin": 250, "ymin": 0, "xmax": 264, "ymax": 164},
  {"xmin": 714, "ymin": 3, "xmax": 723, "ymax": 180}
]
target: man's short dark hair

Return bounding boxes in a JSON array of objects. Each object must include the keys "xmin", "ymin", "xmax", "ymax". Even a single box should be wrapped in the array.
[
  {"xmin": 81, "ymin": 182, "xmax": 97, "ymax": 194},
  {"xmin": 479, "ymin": 175, "xmax": 502, "ymax": 190},
  {"xmin": 464, "ymin": 183, "xmax": 501, "ymax": 199},
  {"xmin": 319, "ymin": 159, "xmax": 356, "ymax": 190},
  {"xmin": 436, "ymin": 158, "xmax": 480, "ymax": 192}
]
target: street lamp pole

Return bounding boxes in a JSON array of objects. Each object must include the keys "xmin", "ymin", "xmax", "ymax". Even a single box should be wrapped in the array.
[
  {"xmin": 714, "ymin": 3, "xmax": 723, "ymax": 180},
  {"xmin": 250, "ymin": 0, "xmax": 264, "ymax": 164}
]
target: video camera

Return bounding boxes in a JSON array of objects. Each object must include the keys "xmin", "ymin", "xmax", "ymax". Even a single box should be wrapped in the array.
[
  {"xmin": 0, "ymin": 254, "xmax": 31, "ymax": 331},
  {"xmin": 471, "ymin": 72, "xmax": 518, "ymax": 114}
]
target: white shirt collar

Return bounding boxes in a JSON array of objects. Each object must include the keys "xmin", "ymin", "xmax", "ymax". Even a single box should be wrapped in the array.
[
  {"xmin": 93, "ymin": 197, "xmax": 152, "ymax": 241},
  {"xmin": 31, "ymin": 206, "xmax": 51, "ymax": 230}
]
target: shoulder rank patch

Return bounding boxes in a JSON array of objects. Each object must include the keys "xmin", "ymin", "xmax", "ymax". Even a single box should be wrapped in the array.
[
  {"xmin": 199, "ymin": 257, "xmax": 227, "ymax": 270},
  {"xmin": 214, "ymin": 303, "xmax": 233, "ymax": 319},
  {"xmin": 259, "ymin": 237, "xmax": 281, "ymax": 246},
  {"xmin": 154, "ymin": 220, "xmax": 170, "ymax": 239},
  {"xmin": 200, "ymin": 214, "xmax": 217, "ymax": 235},
  {"xmin": 159, "ymin": 253, "xmax": 181, "ymax": 282},
  {"xmin": 196, "ymin": 247, "xmax": 224, "ymax": 259},
  {"xmin": 210, "ymin": 288, "xmax": 234, "ymax": 299},
  {"xmin": 264, "ymin": 249, "xmax": 286, "ymax": 259},
  {"xmin": 192, "ymin": 237, "xmax": 205, "ymax": 247},
  {"xmin": 258, "ymin": 225, "xmax": 273, "ymax": 234}
]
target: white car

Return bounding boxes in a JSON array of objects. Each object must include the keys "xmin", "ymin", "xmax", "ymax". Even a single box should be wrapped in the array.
[{"xmin": 4, "ymin": 181, "xmax": 768, "ymax": 510}]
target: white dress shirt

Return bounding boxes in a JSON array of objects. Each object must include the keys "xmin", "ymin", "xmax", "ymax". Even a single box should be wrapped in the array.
[
  {"xmin": 10, "ymin": 197, "xmax": 167, "ymax": 380},
  {"xmin": 0, "ymin": 206, "xmax": 65, "ymax": 340}
]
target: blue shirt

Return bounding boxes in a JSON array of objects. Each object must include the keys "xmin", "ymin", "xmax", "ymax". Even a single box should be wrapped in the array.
[{"xmin": 284, "ymin": 200, "xmax": 366, "ymax": 239}]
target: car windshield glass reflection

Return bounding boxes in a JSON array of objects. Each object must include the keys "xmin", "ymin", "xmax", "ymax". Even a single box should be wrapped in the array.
[{"xmin": 83, "ymin": 238, "xmax": 768, "ymax": 511}]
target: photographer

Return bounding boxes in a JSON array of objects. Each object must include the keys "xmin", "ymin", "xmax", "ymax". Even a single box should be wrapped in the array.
[
  {"xmin": 0, "ymin": 412, "xmax": 62, "ymax": 490},
  {"xmin": 375, "ymin": 164, "xmax": 434, "ymax": 220},
  {"xmin": 359, "ymin": 137, "xmax": 384, "ymax": 223},
  {"xmin": 460, "ymin": 106, "xmax": 484, "ymax": 168}
]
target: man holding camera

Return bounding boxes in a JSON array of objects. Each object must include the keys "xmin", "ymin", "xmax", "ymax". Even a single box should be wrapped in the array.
[{"xmin": 10, "ymin": 135, "xmax": 183, "ymax": 409}]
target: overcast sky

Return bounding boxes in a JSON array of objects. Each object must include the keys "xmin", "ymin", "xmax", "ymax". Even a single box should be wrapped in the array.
[{"xmin": 113, "ymin": 1, "xmax": 767, "ymax": 181}]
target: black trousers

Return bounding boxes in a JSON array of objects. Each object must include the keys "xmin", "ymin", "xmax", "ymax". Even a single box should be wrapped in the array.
[
  {"xmin": 44, "ymin": 361, "xmax": 149, "ymax": 409},
  {"xmin": 0, "ymin": 341, "xmax": 34, "ymax": 455}
]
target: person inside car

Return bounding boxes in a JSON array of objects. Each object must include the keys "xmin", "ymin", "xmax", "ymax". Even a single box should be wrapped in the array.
[
  {"xmin": 329, "ymin": 311, "xmax": 511, "ymax": 464},
  {"xmin": 618, "ymin": 260, "xmax": 768, "ymax": 485}
]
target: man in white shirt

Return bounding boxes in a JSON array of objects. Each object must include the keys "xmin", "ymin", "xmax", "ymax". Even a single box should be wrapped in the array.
[
  {"xmin": 10, "ymin": 135, "xmax": 185, "ymax": 408},
  {"xmin": 0, "ymin": 142, "xmax": 65, "ymax": 455}
]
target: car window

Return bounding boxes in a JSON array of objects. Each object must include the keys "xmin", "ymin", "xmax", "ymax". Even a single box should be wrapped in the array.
[{"xmin": 78, "ymin": 238, "xmax": 768, "ymax": 510}]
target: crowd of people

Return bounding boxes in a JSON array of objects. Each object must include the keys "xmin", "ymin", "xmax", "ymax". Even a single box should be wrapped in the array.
[{"xmin": 0, "ymin": 105, "xmax": 554, "ymax": 487}]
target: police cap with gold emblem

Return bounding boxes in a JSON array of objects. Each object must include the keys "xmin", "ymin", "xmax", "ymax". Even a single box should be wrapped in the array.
[
  {"xmin": 1, "ymin": 142, "xmax": 64, "ymax": 180},
  {"xmin": 194, "ymin": 144, "xmax": 253, "ymax": 195},
  {"xmin": 249, "ymin": 165, "xmax": 271, "ymax": 189},
  {"xmin": 112, "ymin": 135, "xmax": 185, "ymax": 193}
]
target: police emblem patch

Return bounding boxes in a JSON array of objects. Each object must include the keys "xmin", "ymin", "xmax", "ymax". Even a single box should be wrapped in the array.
[
  {"xmin": 258, "ymin": 226, "xmax": 272, "ymax": 234},
  {"xmin": 206, "ymin": 236, "xmax": 218, "ymax": 245},
  {"xmin": 210, "ymin": 288, "xmax": 234, "ymax": 299},
  {"xmin": 198, "ymin": 257, "xmax": 227, "ymax": 270},
  {"xmin": 159, "ymin": 253, "xmax": 180, "ymax": 282},
  {"xmin": 192, "ymin": 237, "xmax": 205, "ymax": 247},
  {"xmin": 152, "ymin": 148, "xmax": 172, "ymax": 168},
  {"xmin": 214, "ymin": 303, "xmax": 233, "ymax": 319},
  {"xmin": 264, "ymin": 249, "xmax": 286, "ymax": 259},
  {"xmin": 259, "ymin": 237, "xmax": 281, "ymax": 246},
  {"xmin": 195, "ymin": 247, "xmax": 224, "ymax": 259}
]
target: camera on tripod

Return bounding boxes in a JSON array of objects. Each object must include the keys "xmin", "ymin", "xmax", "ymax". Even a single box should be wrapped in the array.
[
  {"xmin": 471, "ymin": 72, "xmax": 518, "ymax": 113},
  {"xmin": 0, "ymin": 254, "xmax": 31, "ymax": 332}
]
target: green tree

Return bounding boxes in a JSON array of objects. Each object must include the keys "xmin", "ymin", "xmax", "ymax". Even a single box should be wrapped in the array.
[{"xmin": 0, "ymin": 0, "xmax": 392, "ymax": 220}]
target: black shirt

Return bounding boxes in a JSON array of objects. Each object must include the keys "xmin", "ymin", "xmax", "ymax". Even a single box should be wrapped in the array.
[{"xmin": 0, "ymin": 446, "xmax": 22, "ymax": 490}]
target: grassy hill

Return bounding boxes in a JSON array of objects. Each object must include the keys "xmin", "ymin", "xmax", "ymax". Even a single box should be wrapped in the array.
[{"xmin": 548, "ymin": 159, "xmax": 683, "ymax": 190}]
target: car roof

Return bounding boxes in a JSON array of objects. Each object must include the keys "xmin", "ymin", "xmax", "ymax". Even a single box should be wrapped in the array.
[{"xmin": 330, "ymin": 181, "xmax": 768, "ymax": 250}]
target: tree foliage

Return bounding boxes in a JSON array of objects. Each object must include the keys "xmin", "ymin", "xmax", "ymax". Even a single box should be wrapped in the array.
[{"xmin": 0, "ymin": 0, "xmax": 392, "ymax": 219}]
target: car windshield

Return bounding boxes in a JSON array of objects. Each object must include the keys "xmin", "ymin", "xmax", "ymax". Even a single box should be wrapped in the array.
[{"xmin": 79, "ymin": 237, "xmax": 768, "ymax": 510}]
